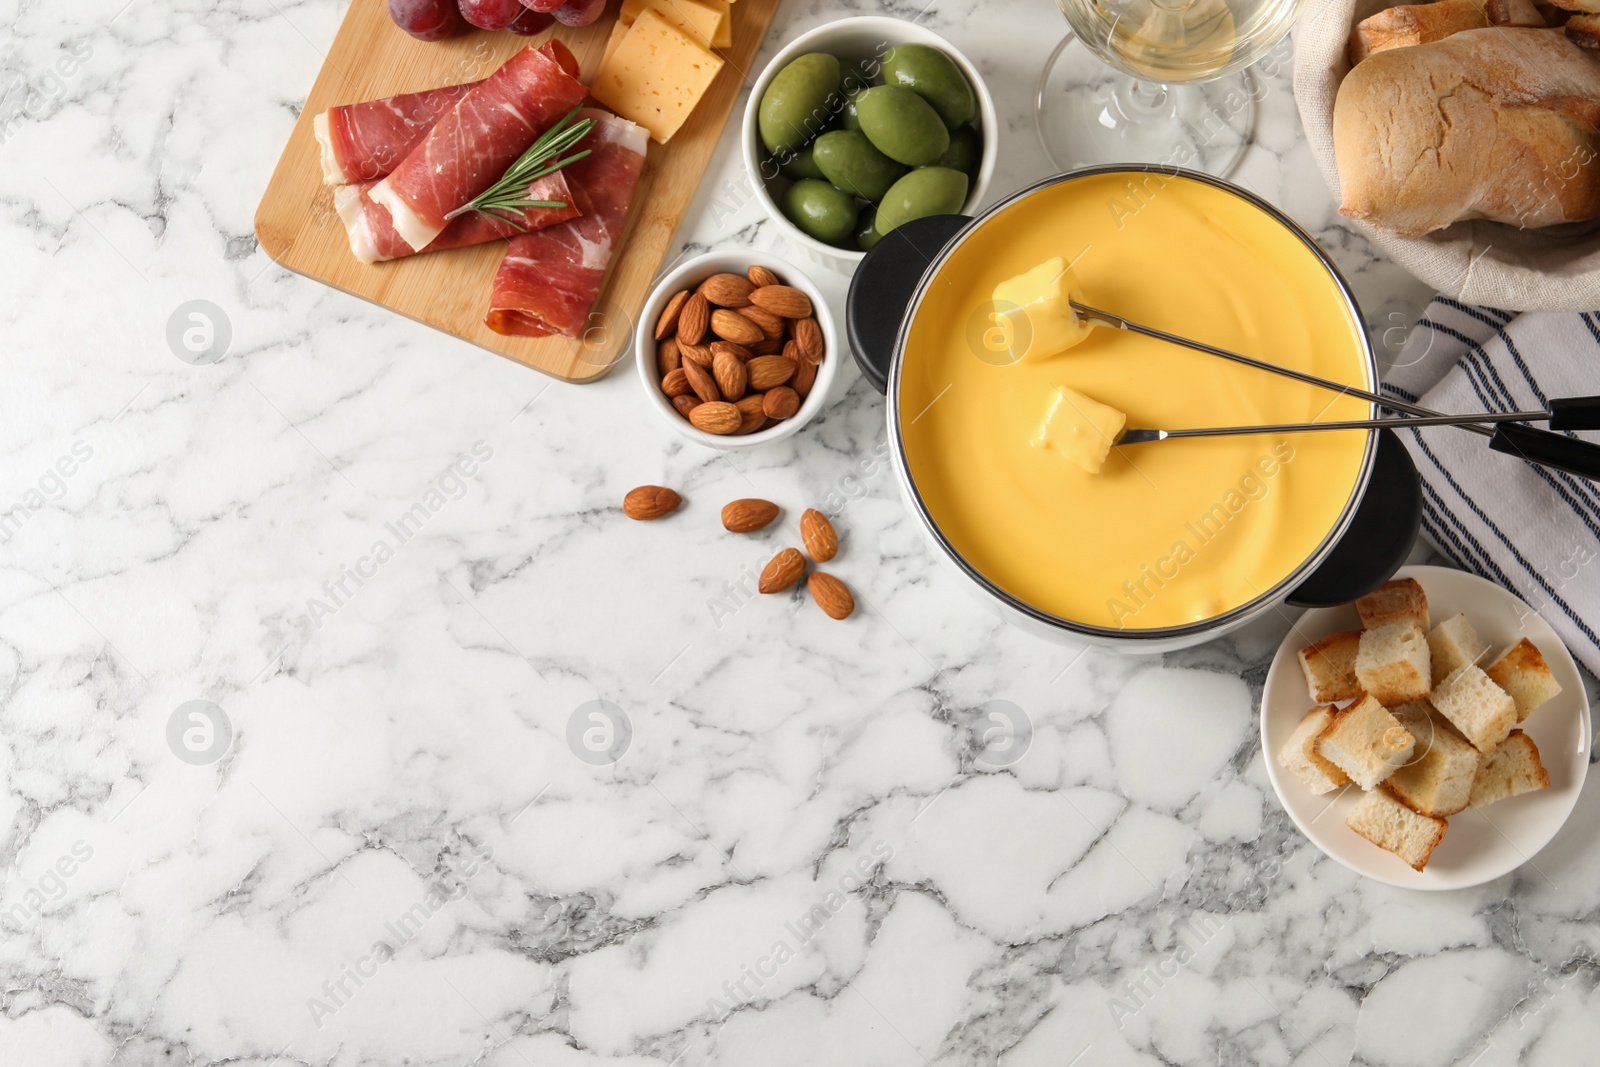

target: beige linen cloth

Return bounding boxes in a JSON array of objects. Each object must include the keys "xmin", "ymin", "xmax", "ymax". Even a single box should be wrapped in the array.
[{"xmin": 1293, "ymin": 0, "xmax": 1600, "ymax": 310}]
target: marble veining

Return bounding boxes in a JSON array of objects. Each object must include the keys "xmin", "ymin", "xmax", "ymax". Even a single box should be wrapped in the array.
[{"xmin": 1, "ymin": 0, "xmax": 1597, "ymax": 1064}]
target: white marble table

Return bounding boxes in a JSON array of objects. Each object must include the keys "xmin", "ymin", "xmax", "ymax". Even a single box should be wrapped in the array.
[{"xmin": 3, "ymin": 1, "xmax": 1598, "ymax": 1064}]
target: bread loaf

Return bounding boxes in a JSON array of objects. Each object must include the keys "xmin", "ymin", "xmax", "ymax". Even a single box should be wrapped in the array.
[
  {"xmin": 1334, "ymin": 27, "xmax": 1600, "ymax": 234},
  {"xmin": 1348, "ymin": 0, "xmax": 1544, "ymax": 64}
]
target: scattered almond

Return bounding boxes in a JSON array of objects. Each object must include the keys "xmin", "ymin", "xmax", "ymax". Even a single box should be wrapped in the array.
[
  {"xmin": 762, "ymin": 386, "xmax": 800, "ymax": 420},
  {"xmin": 672, "ymin": 395, "xmax": 700, "ymax": 417},
  {"xmin": 747, "ymin": 264, "xmax": 780, "ymax": 288},
  {"xmin": 759, "ymin": 548, "xmax": 806, "ymax": 593},
  {"xmin": 690, "ymin": 401, "xmax": 741, "ymax": 435},
  {"xmin": 682, "ymin": 357, "xmax": 720, "ymax": 404},
  {"xmin": 679, "ymin": 291, "xmax": 710, "ymax": 345},
  {"xmin": 700, "ymin": 273, "xmax": 755, "ymax": 307},
  {"xmin": 808, "ymin": 572, "xmax": 854, "ymax": 620},
  {"xmin": 801, "ymin": 508, "xmax": 838, "ymax": 562},
  {"xmin": 657, "ymin": 336, "xmax": 682, "ymax": 375},
  {"xmin": 661, "ymin": 367, "xmax": 690, "ymax": 398},
  {"xmin": 678, "ymin": 341, "xmax": 713, "ymax": 368},
  {"xmin": 655, "ymin": 290, "xmax": 690, "ymax": 340},
  {"xmin": 740, "ymin": 305, "xmax": 786, "ymax": 341},
  {"xmin": 623, "ymin": 485, "xmax": 681, "ymax": 520},
  {"xmin": 710, "ymin": 308, "xmax": 765, "ymax": 346},
  {"xmin": 795, "ymin": 317, "xmax": 824, "ymax": 365},
  {"xmin": 722, "ymin": 498, "xmax": 780, "ymax": 533},
  {"xmin": 713, "ymin": 348, "xmax": 748, "ymax": 401},
  {"xmin": 748, "ymin": 355, "xmax": 796, "ymax": 391},
  {"xmin": 749, "ymin": 285, "xmax": 812, "ymax": 319}
]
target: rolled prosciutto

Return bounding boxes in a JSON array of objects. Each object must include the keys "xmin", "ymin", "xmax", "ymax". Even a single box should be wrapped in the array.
[
  {"xmin": 333, "ymin": 172, "xmax": 580, "ymax": 263},
  {"xmin": 486, "ymin": 110, "xmax": 649, "ymax": 338},
  {"xmin": 313, "ymin": 80, "xmax": 481, "ymax": 185},
  {"xmin": 367, "ymin": 40, "xmax": 587, "ymax": 254}
]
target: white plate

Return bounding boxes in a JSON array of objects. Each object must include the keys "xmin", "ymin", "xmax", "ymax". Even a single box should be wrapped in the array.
[{"xmin": 1261, "ymin": 564, "xmax": 1592, "ymax": 890}]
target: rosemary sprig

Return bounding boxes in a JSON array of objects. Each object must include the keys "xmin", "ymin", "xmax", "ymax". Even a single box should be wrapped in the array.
[{"xmin": 443, "ymin": 106, "xmax": 595, "ymax": 230}]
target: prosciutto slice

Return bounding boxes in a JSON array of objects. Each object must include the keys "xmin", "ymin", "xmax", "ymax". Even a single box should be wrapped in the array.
[
  {"xmin": 486, "ymin": 110, "xmax": 649, "ymax": 338},
  {"xmin": 367, "ymin": 40, "xmax": 587, "ymax": 254},
  {"xmin": 313, "ymin": 80, "xmax": 481, "ymax": 185},
  {"xmin": 333, "ymin": 172, "xmax": 580, "ymax": 263}
]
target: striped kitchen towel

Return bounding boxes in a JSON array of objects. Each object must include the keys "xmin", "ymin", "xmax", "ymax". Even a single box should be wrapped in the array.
[{"xmin": 1385, "ymin": 297, "xmax": 1600, "ymax": 677}]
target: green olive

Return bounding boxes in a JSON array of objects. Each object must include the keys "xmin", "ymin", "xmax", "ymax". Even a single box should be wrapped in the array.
[
  {"xmin": 840, "ymin": 95, "xmax": 863, "ymax": 132},
  {"xmin": 855, "ymin": 85, "xmax": 950, "ymax": 167},
  {"xmin": 813, "ymin": 130, "xmax": 906, "ymax": 202},
  {"xmin": 783, "ymin": 178, "xmax": 860, "ymax": 244},
  {"xmin": 875, "ymin": 167, "xmax": 968, "ymax": 236},
  {"xmin": 855, "ymin": 205, "xmax": 883, "ymax": 251},
  {"xmin": 933, "ymin": 125, "xmax": 982, "ymax": 176},
  {"xmin": 881, "ymin": 44, "xmax": 976, "ymax": 129},
  {"xmin": 759, "ymin": 53, "xmax": 842, "ymax": 156},
  {"xmin": 777, "ymin": 142, "xmax": 827, "ymax": 181}
]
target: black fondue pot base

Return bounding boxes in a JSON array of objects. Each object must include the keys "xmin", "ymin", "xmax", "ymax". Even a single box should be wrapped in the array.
[
  {"xmin": 848, "ymin": 214, "xmax": 970, "ymax": 395},
  {"xmin": 1286, "ymin": 429, "xmax": 1421, "ymax": 608}
]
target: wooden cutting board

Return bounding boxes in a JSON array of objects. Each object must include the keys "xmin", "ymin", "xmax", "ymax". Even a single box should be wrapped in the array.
[{"xmin": 255, "ymin": 0, "xmax": 782, "ymax": 383}]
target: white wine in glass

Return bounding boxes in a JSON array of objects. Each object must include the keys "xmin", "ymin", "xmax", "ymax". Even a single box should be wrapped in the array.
[{"xmin": 1037, "ymin": 0, "xmax": 1309, "ymax": 176}]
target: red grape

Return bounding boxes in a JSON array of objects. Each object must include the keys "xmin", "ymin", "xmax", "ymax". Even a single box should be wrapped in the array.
[
  {"xmin": 518, "ymin": 0, "xmax": 566, "ymax": 12},
  {"xmin": 505, "ymin": 6, "xmax": 554, "ymax": 33},
  {"xmin": 457, "ymin": 0, "xmax": 524, "ymax": 29},
  {"xmin": 552, "ymin": 0, "xmax": 604, "ymax": 26},
  {"xmin": 389, "ymin": 0, "xmax": 462, "ymax": 40}
]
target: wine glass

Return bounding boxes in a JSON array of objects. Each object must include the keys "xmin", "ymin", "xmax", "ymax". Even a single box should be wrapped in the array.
[{"xmin": 1036, "ymin": 0, "xmax": 1307, "ymax": 177}]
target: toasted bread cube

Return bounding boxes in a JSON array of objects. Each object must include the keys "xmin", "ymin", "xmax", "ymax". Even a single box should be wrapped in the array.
[
  {"xmin": 1431, "ymin": 664, "xmax": 1518, "ymax": 753},
  {"xmin": 1356, "ymin": 577, "xmax": 1430, "ymax": 630},
  {"xmin": 1484, "ymin": 638, "xmax": 1562, "ymax": 722},
  {"xmin": 1298, "ymin": 630, "xmax": 1363, "ymax": 703},
  {"xmin": 1347, "ymin": 786, "xmax": 1448, "ymax": 871},
  {"xmin": 1356, "ymin": 621, "xmax": 1432, "ymax": 704},
  {"xmin": 1276, "ymin": 704, "xmax": 1351, "ymax": 794},
  {"xmin": 1427, "ymin": 613, "xmax": 1486, "ymax": 686},
  {"xmin": 1385, "ymin": 701, "xmax": 1481, "ymax": 816},
  {"xmin": 1315, "ymin": 693, "xmax": 1416, "ymax": 790},
  {"xmin": 1469, "ymin": 732, "xmax": 1551, "ymax": 807}
]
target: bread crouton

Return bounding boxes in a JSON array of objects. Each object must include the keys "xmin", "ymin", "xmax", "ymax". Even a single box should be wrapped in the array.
[
  {"xmin": 1316, "ymin": 693, "xmax": 1416, "ymax": 790},
  {"xmin": 1356, "ymin": 621, "xmax": 1432, "ymax": 704},
  {"xmin": 1347, "ymin": 786, "xmax": 1449, "ymax": 871},
  {"xmin": 1298, "ymin": 630, "xmax": 1364, "ymax": 703},
  {"xmin": 1470, "ymin": 732, "xmax": 1550, "ymax": 807},
  {"xmin": 1276, "ymin": 704, "xmax": 1351, "ymax": 794},
  {"xmin": 1484, "ymin": 638, "xmax": 1562, "ymax": 721},
  {"xmin": 1386, "ymin": 701, "xmax": 1481, "ymax": 816},
  {"xmin": 1357, "ymin": 577, "xmax": 1430, "ymax": 630},
  {"xmin": 1427, "ymin": 613, "xmax": 1486, "ymax": 686},
  {"xmin": 1432, "ymin": 664, "xmax": 1518, "ymax": 752}
]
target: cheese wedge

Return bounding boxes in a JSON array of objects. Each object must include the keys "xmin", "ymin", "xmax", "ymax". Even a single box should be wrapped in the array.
[
  {"xmin": 1032, "ymin": 385, "xmax": 1126, "ymax": 474},
  {"xmin": 593, "ymin": 10, "xmax": 725, "ymax": 144},
  {"xmin": 599, "ymin": 17, "xmax": 632, "ymax": 72},
  {"xmin": 992, "ymin": 256, "xmax": 1093, "ymax": 361}
]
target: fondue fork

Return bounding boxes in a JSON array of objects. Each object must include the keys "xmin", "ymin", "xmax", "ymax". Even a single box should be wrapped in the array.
[{"xmin": 1070, "ymin": 301, "xmax": 1600, "ymax": 438}]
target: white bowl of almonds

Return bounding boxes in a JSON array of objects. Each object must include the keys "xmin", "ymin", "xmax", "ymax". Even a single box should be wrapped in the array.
[{"xmin": 635, "ymin": 250, "xmax": 838, "ymax": 448}]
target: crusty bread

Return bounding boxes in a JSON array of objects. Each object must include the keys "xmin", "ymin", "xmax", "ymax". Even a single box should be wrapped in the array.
[
  {"xmin": 1347, "ymin": 786, "xmax": 1449, "ymax": 870},
  {"xmin": 1298, "ymin": 630, "xmax": 1364, "ymax": 703},
  {"xmin": 1316, "ymin": 693, "xmax": 1416, "ymax": 789},
  {"xmin": 1334, "ymin": 27, "xmax": 1600, "ymax": 235},
  {"xmin": 1567, "ymin": 12, "xmax": 1600, "ymax": 48},
  {"xmin": 1277, "ymin": 704, "xmax": 1352, "ymax": 794},
  {"xmin": 1431, "ymin": 663, "xmax": 1519, "ymax": 752},
  {"xmin": 1470, "ymin": 731, "xmax": 1551, "ymax": 806},
  {"xmin": 1350, "ymin": 0, "xmax": 1545, "ymax": 64},
  {"xmin": 1357, "ymin": 578, "xmax": 1431, "ymax": 630},
  {"xmin": 1356, "ymin": 621, "xmax": 1433, "ymax": 704},
  {"xmin": 1386, "ymin": 701, "xmax": 1482, "ymax": 816},
  {"xmin": 1427, "ymin": 613, "xmax": 1487, "ymax": 686},
  {"xmin": 1484, "ymin": 638, "xmax": 1562, "ymax": 721}
]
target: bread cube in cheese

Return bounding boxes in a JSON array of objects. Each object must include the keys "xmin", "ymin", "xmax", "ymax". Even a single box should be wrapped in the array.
[
  {"xmin": 593, "ymin": 10, "xmax": 725, "ymax": 144},
  {"xmin": 991, "ymin": 256, "xmax": 1092, "ymax": 362},
  {"xmin": 1031, "ymin": 385, "xmax": 1126, "ymax": 474}
]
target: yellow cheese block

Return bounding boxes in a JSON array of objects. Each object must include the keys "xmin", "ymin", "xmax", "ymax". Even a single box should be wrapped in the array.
[
  {"xmin": 619, "ymin": 0, "xmax": 724, "ymax": 48},
  {"xmin": 592, "ymin": 9, "xmax": 725, "ymax": 144},
  {"xmin": 1031, "ymin": 385, "xmax": 1126, "ymax": 474},
  {"xmin": 709, "ymin": 0, "xmax": 732, "ymax": 47},
  {"xmin": 599, "ymin": 16, "xmax": 631, "ymax": 71},
  {"xmin": 992, "ymin": 256, "xmax": 1093, "ymax": 361}
]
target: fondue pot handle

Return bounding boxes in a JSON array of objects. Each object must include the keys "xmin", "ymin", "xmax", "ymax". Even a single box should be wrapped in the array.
[
  {"xmin": 847, "ymin": 214, "xmax": 972, "ymax": 394},
  {"xmin": 1285, "ymin": 429, "xmax": 1422, "ymax": 608}
]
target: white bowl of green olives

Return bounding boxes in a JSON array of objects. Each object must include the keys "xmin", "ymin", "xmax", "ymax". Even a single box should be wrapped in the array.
[{"xmin": 742, "ymin": 17, "xmax": 997, "ymax": 274}]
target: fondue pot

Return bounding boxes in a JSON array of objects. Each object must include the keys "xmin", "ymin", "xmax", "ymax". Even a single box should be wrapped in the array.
[{"xmin": 845, "ymin": 166, "xmax": 1422, "ymax": 653}]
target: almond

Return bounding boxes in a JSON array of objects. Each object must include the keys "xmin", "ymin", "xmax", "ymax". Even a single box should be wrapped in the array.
[
  {"xmin": 657, "ymin": 336, "xmax": 682, "ymax": 375},
  {"xmin": 710, "ymin": 308, "xmax": 765, "ymax": 346},
  {"xmin": 736, "ymin": 407, "xmax": 768, "ymax": 435},
  {"xmin": 689, "ymin": 401, "xmax": 740, "ymax": 435},
  {"xmin": 711, "ymin": 339, "xmax": 752, "ymax": 362},
  {"xmin": 795, "ymin": 317, "xmax": 825, "ymax": 365},
  {"xmin": 792, "ymin": 356, "xmax": 818, "ymax": 397},
  {"xmin": 762, "ymin": 386, "xmax": 800, "ymax": 420},
  {"xmin": 740, "ymin": 304, "xmax": 786, "ymax": 341},
  {"xmin": 749, "ymin": 285, "xmax": 812, "ymax": 320},
  {"xmin": 672, "ymin": 395, "xmax": 700, "ymax": 417},
  {"xmin": 713, "ymin": 348, "xmax": 748, "ymax": 401},
  {"xmin": 759, "ymin": 548, "xmax": 805, "ymax": 593},
  {"xmin": 749, "ymin": 336, "xmax": 785, "ymax": 356},
  {"xmin": 700, "ymin": 272, "xmax": 755, "ymax": 308},
  {"xmin": 623, "ymin": 485, "xmax": 681, "ymax": 520},
  {"xmin": 721, "ymin": 497, "xmax": 779, "ymax": 532},
  {"xmin": 808, "ymin": 572, "xmax": 854, "ymax": 619},
  {"xmin": 655, "ymin": 290, "xmax": 690, "ymax": 340},
  {"xmin": 782, "ymin": 339, "xmax": 803, "ymax": 362},
  {"xmin": 747, "ymin": 355, "xmax": 796, "ymax": 391},
  {"xmin": 678, "ymin": 341, "xmax": 713, "ymax": 367},
  {"xmin": 682, "ymin": 357, "xmax": 720, "ymax": 403},
  {"xmin": 801, "ymin": 508, "xmax": 838, "ymax": 561},
  {"xmin": 679, "ymin": 291, "xmax": 710, "ymax": 345},
  {"xmin": 661, "ymin": 367, "xmax": 690, "ymax": 398},
  {"xmin": 747, "ymin": 264, "xmax": 781, "ymax": 288}
]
